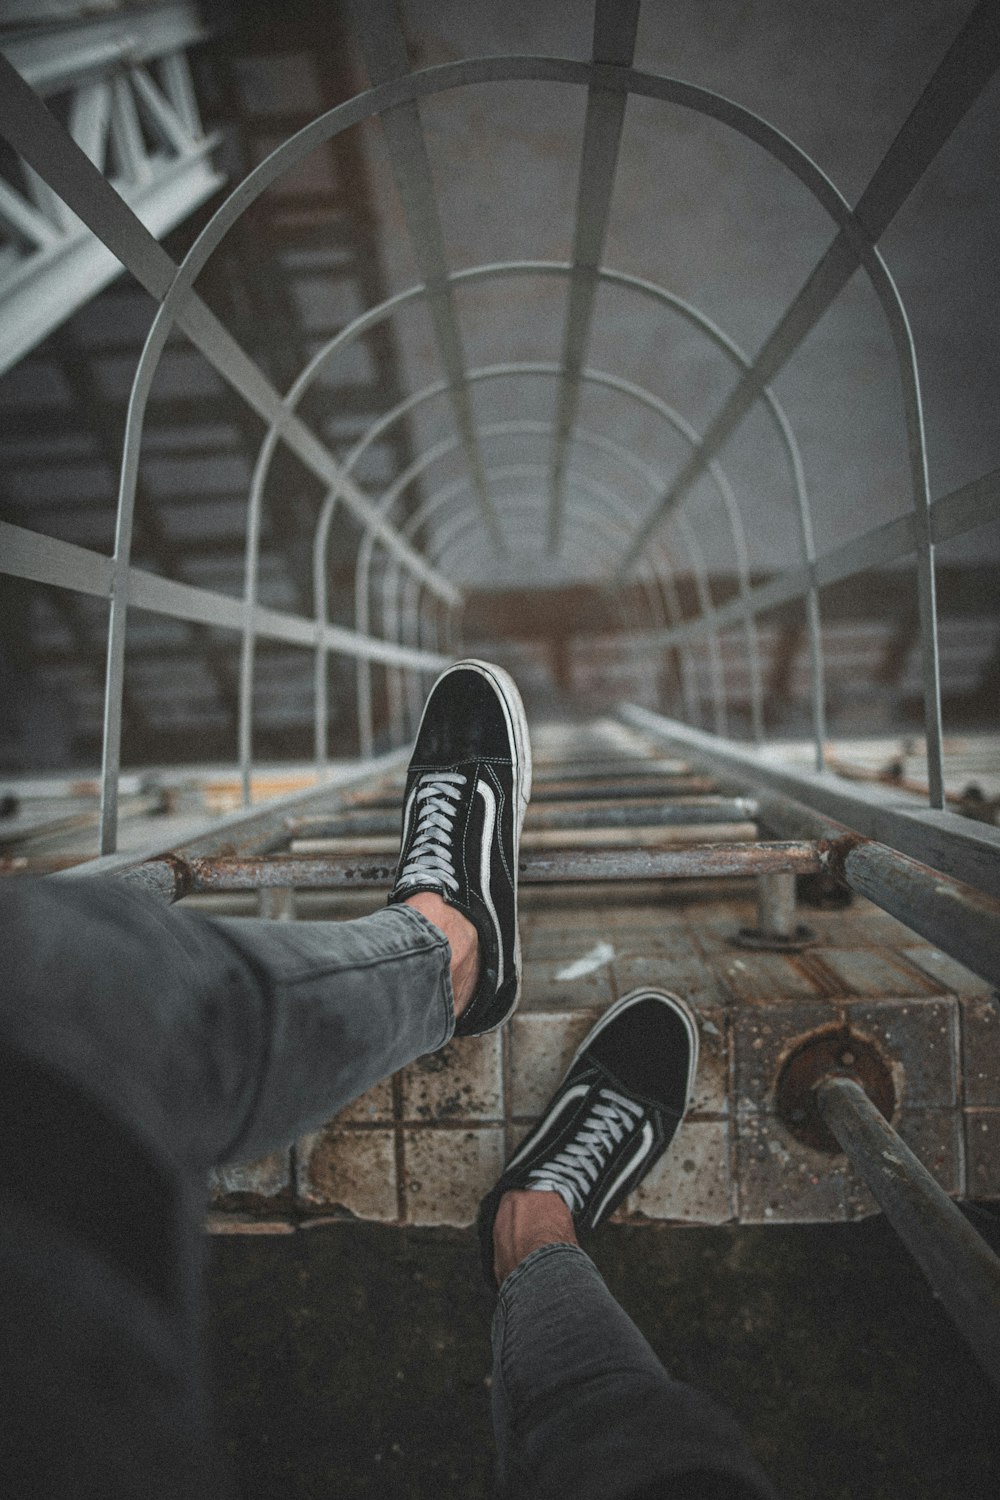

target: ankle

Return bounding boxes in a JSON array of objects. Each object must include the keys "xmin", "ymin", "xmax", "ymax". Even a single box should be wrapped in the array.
[
  {"xmin": 492, "ymin": 1187, "xmax": 578, "ymax": 1286},
  {"xmin": 403, "ymin": 892, "xmax": 480, "ymax": 1018}
]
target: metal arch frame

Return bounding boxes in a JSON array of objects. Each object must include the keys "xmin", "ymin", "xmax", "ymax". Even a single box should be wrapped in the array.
[
  {"xmin": 428, "ymin": 497, "xmax": 679, "ymax": 737},
  {"xmin": 348, "ymin": 430, "xmax": 686, "ymax": 753},
  {"xmin": 385, "ymin": 494, "xmax": 602, "ymax": 745},
  {"xmin": 2, "ymin": 17, "xmax": 994, "ymax": 842},
  {"xmin": 372, "ymin": 461, "xmax": 700, "ymax": 751},
  {"xmin": 319, "ymin": 356, "xmax": 761, "ymax": 689},
  {"xmin": 354, "ymin": 459, "xmax": 669, "ymax": 757},
  {"xmin": 409, "ymin": 465, "xmax": 728, "ymax": 735},
  {"xmin": 385, "ymin": 484, "xmax": 633, "ymax": 745},
  {"xmin": 270, "ymin": 256, "xmax": 803, "ymax": 754},
  {"xmin": 104, "ymin": 33, "xmax": 955, "ymax": 825},
  {"xmin": 240, "ymin": 256, "xmax": 798, "ymax": 802},
  {"xmin": 358, "ymin": 458, "xmax": 671, "ymax": 755},
  {"xmin": 353, "ymin": 419, "xmax": 682, "ymax": 645},
  {"xmin": 91, "ymin": 49, "xmax": 851, "ymax": 834},
  {"xmin": 331, "ymin": 359, "xmax": 759, "ymax": 743},
  {"xmin": 425, "ymin": 480, "xmax": 701, "ymax": 720}
]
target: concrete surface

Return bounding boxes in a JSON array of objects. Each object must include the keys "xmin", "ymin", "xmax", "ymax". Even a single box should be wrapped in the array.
[{"xmin": 208, "ymin": 880, "xmax": 998, "ymax": 1229}]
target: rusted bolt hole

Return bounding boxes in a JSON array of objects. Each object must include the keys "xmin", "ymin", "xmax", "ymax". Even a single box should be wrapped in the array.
[{"xmin": 774, "ymin": 1026, "xmax": 896, "ymax": 1154}]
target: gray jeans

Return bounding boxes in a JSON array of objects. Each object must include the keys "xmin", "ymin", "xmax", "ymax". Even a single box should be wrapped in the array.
[{"xmin": 0, "ymin": 878, "xmax": 775, "ymax": 1498}]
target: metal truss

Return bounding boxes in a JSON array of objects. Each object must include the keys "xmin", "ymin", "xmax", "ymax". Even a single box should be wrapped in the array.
[{"xmin": 0, "ymin": 3, "xmax": 224, "ymax": 374}]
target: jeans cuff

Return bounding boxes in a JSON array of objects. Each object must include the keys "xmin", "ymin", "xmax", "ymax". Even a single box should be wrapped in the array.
[{"xmin": 389, "ymin": 902, "xmax": 456, "ymax": 1050}]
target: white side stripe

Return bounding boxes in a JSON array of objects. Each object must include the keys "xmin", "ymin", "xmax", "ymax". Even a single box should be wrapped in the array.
[
  {"xmin": 476, "ymin": 777, "xmax": 503, "ymax": 990},
  {"xmin": 593, "ymin": 1120, "xmax": 655, "ymax": 1224},
  {"xmin": 504, "ymin": 1082, "xmax": 591, "ymax": 1173},
  {"xmin": 399, "ymin": 783, "xmax": 417, "ymax": 858}
]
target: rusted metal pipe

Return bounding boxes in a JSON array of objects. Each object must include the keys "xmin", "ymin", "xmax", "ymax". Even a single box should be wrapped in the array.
[
  {"xmin": 733, "ymin": 868, "xmax": 816, "ymax": 951},
  {"xmin": 662, "ymin": 770, "xmax": 1000, "ymax": 991},
  {"xmin": 816, "ymin": 1075, "xmax": 1000, "ymax": 1388},
  {"xmin": 622, "ymin": 706, "xmax": 1000, "ymax": 900},
  {"xmin": 825, "ymin": 835, "xmax": 1000, "ymax": 992},
  {"xmin": 166, "ymin": 839, "xmax": 822, "ymax": 894}
]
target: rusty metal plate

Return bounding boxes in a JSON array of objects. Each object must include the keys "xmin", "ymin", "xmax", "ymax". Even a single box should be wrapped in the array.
[{"xmin": 775, "ymin": 1026, "xmax": 896, "ymax": 1154}]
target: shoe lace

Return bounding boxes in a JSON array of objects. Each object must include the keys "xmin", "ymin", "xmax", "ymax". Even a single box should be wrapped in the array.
[
  {"xmin": 528, "ymin": 1088, "xmax": 645, "ymax": 1213},
  {"xmin": 396, "ymin": 771, "xmax": 467, "ymax": 896}
]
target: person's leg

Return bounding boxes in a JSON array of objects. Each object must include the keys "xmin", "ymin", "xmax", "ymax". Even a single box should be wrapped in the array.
[
  {"xmin": 0, "ymin": 875, "xmax": 459, "ymax": 1496},
  {"xmin": 0, "ymin": 876, "xmax": 456, "ymax": 1174},
  {"xmin": 0, "ymin": 658, "xmax": 532, "ymax": 1180},
  {"xmin": 0, "ymin": 656, "xmax": 532, "ymax": 1495},
  {"xmin": 479, "ymin": 991, "xmax": 778, "ymax": 1500},
  {"xmin": 490, "ymin": 1205, "xmax": 776, "ymax": 1500}
]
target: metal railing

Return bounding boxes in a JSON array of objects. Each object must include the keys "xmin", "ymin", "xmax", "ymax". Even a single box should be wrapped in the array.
[
  {"xmin": 3, "ymin": 5, "xmax": 995, "ymax": 858},
  {"xmin": 3, "ymin": 0, "xmax": 997, "ymax": 862}
]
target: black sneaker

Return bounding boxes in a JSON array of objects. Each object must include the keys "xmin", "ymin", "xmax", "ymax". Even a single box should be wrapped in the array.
[
  {"xmin": 388, "ymin": 659, "xmax": 531, "ymax": 1037},
  {"xmin": 477, "ymin": 988, "xmax": 699, "ymax": 1285}
]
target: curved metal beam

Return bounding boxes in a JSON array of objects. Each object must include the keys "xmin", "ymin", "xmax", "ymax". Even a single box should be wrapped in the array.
[{"xmin": 96, "ymin": 45, "xmax": 954, "ymax": 840}]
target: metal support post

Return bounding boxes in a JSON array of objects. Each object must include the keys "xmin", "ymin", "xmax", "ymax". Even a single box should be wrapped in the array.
[
  {"xmin": 734, "ymin": 869, "xmax": 817, "ymax": 952},
  {"xmin": 258, "ymin": 886, "xmax": 295, "ymax": 921},
  {"xmin": 757, "ymin": 871, "xmax": 796, "ymax": 938},
  {"xmin": 815, "ymin": 1075, "xmax": 1000, "ymax": 1389}
]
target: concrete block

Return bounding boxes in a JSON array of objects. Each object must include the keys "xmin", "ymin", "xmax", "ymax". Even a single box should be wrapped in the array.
[
  {"xmin": 848, "ymin": 999, "xmax": 958, "ymax": 1107},
  {"xmin": 682, "ymin": 903, "xmax": 757, "ymax": 952},
  {"xmin": 509, "ymin": 1011, "xmax": 596, "ymax": 1119},
  {"xmin": 296, "ymin": 1126, "xmax": 397, "ymax": 1221},
  {"xmin": 401, "ymin": 1127, "xmax": 506, "ymax": 1227},
  {"xmin": 902, "ymin": 946, "xmax": 992, "ymax": 997},
  {"xmin": 960, "ymin": 995, "xmax": 1000, "ymax": 1106},
  {"xmin": 333, "ymin": 1077, "xmax": 394, "ymax": 1125},
  {"xmin": 400, "ymin": 1032, "xmax": 503, "ymax": 1123},
  {"xmin": 735, "ymin": 1114, "xmax": 876, "ymax": 1223},
  {"xmin": 611, "ymin": 952, "xmax": 729, "ymax": 1011},
  {"xmin": 733, "ymin": 1001, "xmax": 839, "ymax": 1115},
  {"xmin": 713, "ymin": 951, "xmax": 824, "ymax": 1003},
  {"xmin": 626, "ymin": 1120, "xmax": 733, "ymax": 1223},
  {"xmin": 965, "ymin": 1110, "xmax": 1000, "ymax": 1198},
  {"xmin": 894, "ymin": 1110, "xmax": 964, "ymax": 1197},
  {"xmin": 690, "ymin": 1006, "xmax": 729, "ymax": 1116},
  {"xmin": 812, "ymin": 948, "xmax": 938, "ymax": 998},
  {"xmin": 520, "ymin": 955, "xmax": 615, "ymax": 1011}
]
